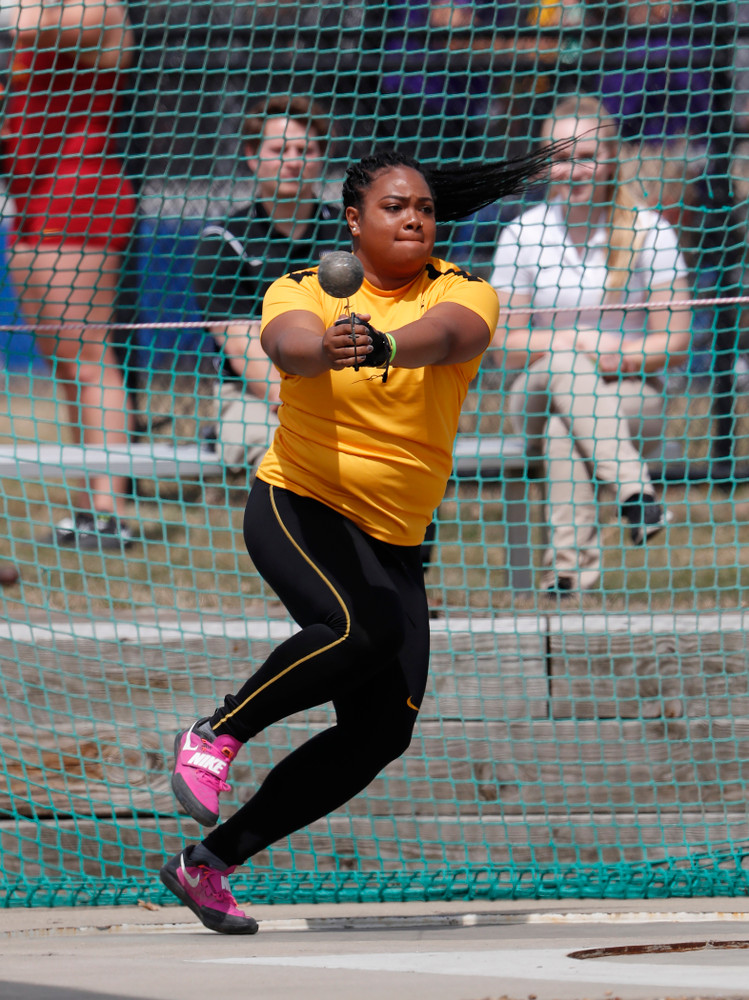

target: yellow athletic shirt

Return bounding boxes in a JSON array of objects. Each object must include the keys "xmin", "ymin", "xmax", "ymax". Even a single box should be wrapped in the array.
[{"xmin": 258, "ymin": 257, "xmax": 499, "ymax": 546}]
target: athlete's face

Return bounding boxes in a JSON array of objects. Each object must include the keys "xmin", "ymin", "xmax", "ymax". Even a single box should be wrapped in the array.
[
  {"xmin": 346, "ymin": 166, "xmax": 436, "ymax": 289},
  {"xmin": 545, "ymin": 115, "xmax": 615, "ymax": 208},
  {"xmin": 248, "ymin": 117, "xmax": 323, "ymax": 202}
]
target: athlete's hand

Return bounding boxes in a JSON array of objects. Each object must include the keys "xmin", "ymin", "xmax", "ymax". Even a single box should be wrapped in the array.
[{"xmin": 322, "ymin": 313, "xmax": 375, "ymax": 370}]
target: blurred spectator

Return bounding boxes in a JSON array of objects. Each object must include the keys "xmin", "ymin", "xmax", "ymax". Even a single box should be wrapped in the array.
[
  {"xmin": 585, "ymin": 1, "xmax": 744, "ymax": 469},
  {"xmin": 192, "ymin": 96, "xmax": 344, "ymax": 475},
  {"xmin": 586, "ymin": 0, "xmax": 714, "ymax": 142},
  {"xmin": 379, "ymin": 0, "xmax": 496, "ymax": 163},
  {"xmin": 1, "ymin": 0, "xmax": 137, "ymax": 550},
  {"xmin": 530, "ymin": 0, "xmax": 584, "ymax": 28},
  {"xmin": 737, "ymin": 1, "xmax": 749, "ymax": 126},
  {"xmin": 490, "ymin": 95, "xmax": 691, "ymax": 596}
]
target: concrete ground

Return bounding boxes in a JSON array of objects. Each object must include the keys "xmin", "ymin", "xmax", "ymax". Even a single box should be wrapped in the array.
[{"xmin": 1, "ymin": 898, "xmax": 749, "ymax": 1000}]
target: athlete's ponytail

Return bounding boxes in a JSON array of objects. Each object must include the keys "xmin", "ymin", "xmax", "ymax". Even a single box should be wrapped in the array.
[
  {"xmin": 426, "ymin": 147, "xmax": 558, "ymax": 223},
  {"xmin": 342, "ymin": 144, "xmax": 560, "ymax": 223}
]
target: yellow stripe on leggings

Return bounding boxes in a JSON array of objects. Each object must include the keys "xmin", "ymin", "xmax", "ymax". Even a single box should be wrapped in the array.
[{"xmin": 214, "ymin": 485, "xmax": 351, "ymax": 729}]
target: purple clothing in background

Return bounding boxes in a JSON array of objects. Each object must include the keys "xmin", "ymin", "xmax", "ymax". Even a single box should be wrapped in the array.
[{"xmin": 596, "ymin": 21, "xmax": 715, "ymax": 140}]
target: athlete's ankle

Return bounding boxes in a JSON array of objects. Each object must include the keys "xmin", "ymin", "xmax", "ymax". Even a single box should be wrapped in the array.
[{"xmin": 190, "ymin": 843, "xmax": 231, "ymax": 871}]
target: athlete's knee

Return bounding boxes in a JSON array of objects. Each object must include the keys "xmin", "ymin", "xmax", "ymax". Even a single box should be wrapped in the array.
[
  {"xmin": 382, "ymin": 723, "xmax": 414, "ymax": 763},
  {"xmin": 345, "ymin": 732, "xmax": 412, "ymax": 780},
  {"xmin": 348, "ymin": 710, "xmax": 415, "ymax": 769}
]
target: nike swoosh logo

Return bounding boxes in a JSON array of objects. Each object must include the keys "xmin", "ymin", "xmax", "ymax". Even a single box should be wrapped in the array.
[
  {"xmin": 182, "ymin": 726, "xmax": 201, "ymax": 753},
  {"xmin": 181, "ymin": 855, "xmax": 201, "ymax": 888}
]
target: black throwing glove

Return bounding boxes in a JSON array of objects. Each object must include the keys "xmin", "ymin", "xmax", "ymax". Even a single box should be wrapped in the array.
[{"xmin": 334, "ymin": 314, "xmax": 391, "ymax": 368}]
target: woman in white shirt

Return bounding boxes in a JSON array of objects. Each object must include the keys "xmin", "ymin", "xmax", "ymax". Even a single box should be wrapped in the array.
[{"xmin": 491, "ymin": 95, "xmax": 691, "ymax": 595}]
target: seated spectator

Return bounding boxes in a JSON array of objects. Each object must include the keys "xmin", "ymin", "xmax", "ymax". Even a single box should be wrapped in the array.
[
  {"xmin": 586, "ymin": 1, "xmax": 741, "ymax": 399},
  {"xmin": 490, "ymin": 95, "xmax": 691, "ymax": 596},
  {"xmin": 192, "ymin": 96, "xmax": 344, "ymax": 474}
]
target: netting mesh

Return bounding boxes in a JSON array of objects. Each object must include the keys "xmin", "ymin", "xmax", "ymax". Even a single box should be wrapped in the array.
[{"xmin": 1, "ymin": 0, "xmax": 749, "ymax": 907}]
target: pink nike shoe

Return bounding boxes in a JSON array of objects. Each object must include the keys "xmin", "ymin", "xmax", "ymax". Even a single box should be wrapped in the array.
[
  {"xmin": 159, "ymin": 847, "xmax": 258, "ymax": 934},
  {"xmin": 171, "ymin": 720, "xmax": 241, "ymax": 826}
]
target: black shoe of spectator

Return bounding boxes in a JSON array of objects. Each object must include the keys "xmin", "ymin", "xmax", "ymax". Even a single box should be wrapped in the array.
[
  {"xmin": 546, "ymin": 577, "xmax": 574, "ymax": 599},
  {"xmin": 78, "ymin": 515, "xmax": 134, "ymax": 552},
  {"xmin": 49, "ymin": 512, "xmax": 97, "ymax": 546},
  {"xmin": 621, "ymin": 492, "xmax": 672, "ymax": 546},
  {"xmin": 200, "ymin": 424, "xmax": 218, "ymax": 453},
  {"xmin": 47, "ymin": 512, "xmax": 134, "ymax": 550}
]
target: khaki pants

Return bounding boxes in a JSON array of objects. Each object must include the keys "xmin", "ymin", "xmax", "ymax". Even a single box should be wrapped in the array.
[
  {"xmin": 213, "ymin": 380, "xmax": 279, "ymax": 473},
  {"xmin": 508, "ymin": 350, "xmax": 665, "ymax": 590}
]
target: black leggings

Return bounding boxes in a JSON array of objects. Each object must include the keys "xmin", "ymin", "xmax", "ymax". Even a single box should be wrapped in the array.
[{"xmin": 202, "ymin": 479, "xmax": 430, "ymax": 866}]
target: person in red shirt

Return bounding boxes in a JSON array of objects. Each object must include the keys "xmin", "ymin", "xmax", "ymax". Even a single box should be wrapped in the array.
[{"xmin": 2, "ymin": 0, "xmax": 137, "ymax": 550}]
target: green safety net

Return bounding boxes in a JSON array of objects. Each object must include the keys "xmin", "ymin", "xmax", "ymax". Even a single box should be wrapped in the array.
[{"xmin": 1, "ymin": 0, "xmax": 749, "ymax": 908}]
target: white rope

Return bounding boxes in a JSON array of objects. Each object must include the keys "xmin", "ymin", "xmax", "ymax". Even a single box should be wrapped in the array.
[
  {"xmin": 0, "ymin": 292, "xmax": 739, "ymax": 335},
  {"xmin": 504, "ymin": 294, "xmax": 742, "ymax": 317},
  {"xmin": 503, "ymin": 294, "xmax": 741, "ymax": 318}
]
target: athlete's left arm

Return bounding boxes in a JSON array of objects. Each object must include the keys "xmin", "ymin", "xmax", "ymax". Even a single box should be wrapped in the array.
[{"xmin": 388, "ymin": 302, "xmax": 492, "ymax": 368}]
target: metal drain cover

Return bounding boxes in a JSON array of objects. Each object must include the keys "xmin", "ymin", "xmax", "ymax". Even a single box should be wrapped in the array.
[{"xmin": 570, "ymin": 939, "xmax": 749, "ymax": 960}]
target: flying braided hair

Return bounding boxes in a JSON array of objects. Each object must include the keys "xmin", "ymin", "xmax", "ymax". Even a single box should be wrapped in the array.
[{"xmin": 342, "ymin": 144, "xmax": 561, "ymax": 223}]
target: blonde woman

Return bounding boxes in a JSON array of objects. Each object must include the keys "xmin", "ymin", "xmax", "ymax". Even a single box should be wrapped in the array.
[{"xmin": 491, "ymin": 95, "xmax": 691, "ymax": 594}]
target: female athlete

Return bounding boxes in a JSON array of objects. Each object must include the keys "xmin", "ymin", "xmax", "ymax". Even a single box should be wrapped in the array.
[{"xmin": 160, "ymin": 146, "xmax": 552, "ymax": 933}]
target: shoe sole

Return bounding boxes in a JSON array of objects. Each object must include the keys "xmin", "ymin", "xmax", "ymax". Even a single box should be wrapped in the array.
[
  {"xmin": 545, "ymin": 589, "xmax": 575, "ymax": 602},
  {"xmin": 78, "ymin": 536, "xmax": 134, "ymax": 552},
  {"xmin": 159, "ymin": 863, "xmax": 258, "ymax": 935},
  {"xmin": 42, "ymin": 532, "xmax": 77, "ymax": 546},
  {"xmin": 171, "ymin": 732, "xmax": 220, "ymax": 827}
]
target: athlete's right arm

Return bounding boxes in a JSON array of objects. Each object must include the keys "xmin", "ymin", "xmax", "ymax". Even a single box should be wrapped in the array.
[{"xmin": 262, "ymin": 310, "xmax": 376, "ymax": 377}]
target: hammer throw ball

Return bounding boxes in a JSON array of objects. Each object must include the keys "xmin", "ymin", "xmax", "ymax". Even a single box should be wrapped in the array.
[{"xmin": 317, "ymin": 252, "xmax": 365, "ymax": 299}]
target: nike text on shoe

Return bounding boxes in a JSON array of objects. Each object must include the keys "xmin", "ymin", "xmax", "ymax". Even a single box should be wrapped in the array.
[
  {"xmin": 171, "ymin": 721, "xmax": 241, "ymax": 827},
  {"xmin": 159, "ymin": 848, "xmax": 258, "ymax": 935}
]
